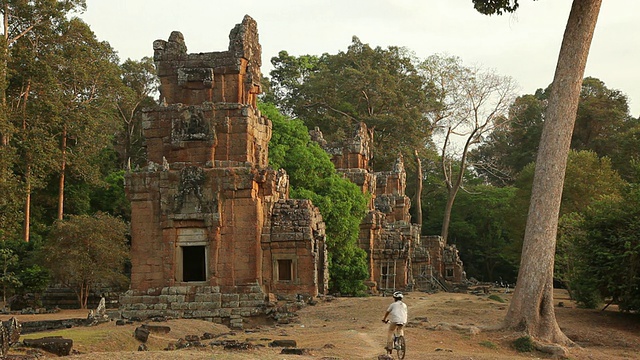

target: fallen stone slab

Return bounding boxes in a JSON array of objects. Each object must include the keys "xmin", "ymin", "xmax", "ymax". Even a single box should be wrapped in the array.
[
  {"xmin": 20, "ymin": 319, "xmax": 87, "ymax": 334},
  {"xmin": 269, "ymin": 339, "xmax": 297, "ymax": 347},
  {"xmin": 22, "ymin": 337, "xmax": 73, "ymax": 356},
  {"xmin": 281, "ymin": 347, "xmax": 310, "ymax": 355}
]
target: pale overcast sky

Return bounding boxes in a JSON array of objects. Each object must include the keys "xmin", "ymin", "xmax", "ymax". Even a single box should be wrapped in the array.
[{"xmin": 80, "ymin": 0, "xmax": 639, "ymax": 117}]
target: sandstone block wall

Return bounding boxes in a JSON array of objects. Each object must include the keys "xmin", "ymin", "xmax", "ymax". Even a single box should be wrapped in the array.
[
  {"xmin": 119, "ymin": 284, "xmax": 264, "ymax": 329},
  {"xmin": 142, "ymin": 103, "xmax": 271, "ymax": 168},
  {"xmin": 124, "ymin": 16, "xmax": 329, "ymax": 324},
  {"xmin": 262, "ymin": 199, "xmax": 328, "ymax": 295},
  {"xmin": 311, "ymin": 122, "xmax": 466, "ymax": 292}
]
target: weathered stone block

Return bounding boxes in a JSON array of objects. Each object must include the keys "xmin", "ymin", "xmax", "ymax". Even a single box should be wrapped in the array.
[{"xmin": 23, "ymin": 337, "xmax": 73, "ymax": 356}]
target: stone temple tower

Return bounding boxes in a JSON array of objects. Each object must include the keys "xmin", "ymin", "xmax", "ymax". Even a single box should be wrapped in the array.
[{"xmin": 121, "ymin": 16, "xmax": 328, "ymax": 326}]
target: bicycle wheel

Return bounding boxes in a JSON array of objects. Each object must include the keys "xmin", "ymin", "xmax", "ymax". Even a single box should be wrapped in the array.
[{"xmin": 396, "ymin": 335, "xmax": 406, "ymax": 359}]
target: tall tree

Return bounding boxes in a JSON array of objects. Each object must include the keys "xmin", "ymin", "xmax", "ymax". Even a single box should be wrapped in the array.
[
  {"xmin": 1, "ymin": 0, "xmax": 86, "ymax": 240},
  {"xmin": 572, "ymin": 77, "xmax": 631, "ymax": 155},
  {"xmin": 45, "ymin": 18, "xmax": 122, "ymax": 220},
  {"xmin": 0, "ymin": 0, "xmax": 85, "ymax": 145},
  {"xmin": 269, "ymin": 37, "xmax": 438, "ymax": 170},
  {"xmin": 474, "ymin": 0, "xmax": 603, "ymax": 347},
  {"xmin": 421, "ymin": 55, "xmax": 516, "ymax": 243}
]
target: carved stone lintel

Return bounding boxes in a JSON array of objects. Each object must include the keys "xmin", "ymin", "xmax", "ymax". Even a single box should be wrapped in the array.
[{"xmin": 177, "ymin": 68, "xmax": 214, "ymax": 88}]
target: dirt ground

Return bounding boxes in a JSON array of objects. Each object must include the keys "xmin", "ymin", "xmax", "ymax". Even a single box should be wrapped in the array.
[{"xmin": 3, "ymin": 289, "xmax": 639, "ymax": 359}]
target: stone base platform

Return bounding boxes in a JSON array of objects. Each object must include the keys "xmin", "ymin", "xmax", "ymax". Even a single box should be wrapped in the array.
[{"xmin": 119, "ymin": 284, "xmax": 266, "ymax": 329}]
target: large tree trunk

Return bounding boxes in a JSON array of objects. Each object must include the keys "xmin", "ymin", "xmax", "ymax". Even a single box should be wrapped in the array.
[
  {"xmin": 440, "ymin": 190, "xmax": 456, "ymax": 242},
  {"xmin": 440, "ymin": 129, "xmax": 474, "ymax": 244},
  {"xmin": 413, "ymin": 149, "xmax": 423, "ymax": 227},
  {"xmin": 58, "ymin": 125, "xmax": 67, "ymax": 220},
  {"xmin": 23, "ymin": 167, "xmax": 31, "ymax": 242},
  {"xmin": 1, "ymin": 8, "xmax": 10, "ymax": 147},
  {"xmin": 22, "ymin": 80, "xmax": 31, "ymax": 242},
  {"xmin": 504, "ymin": 0, "xmax": 602, "ymax": 345}
]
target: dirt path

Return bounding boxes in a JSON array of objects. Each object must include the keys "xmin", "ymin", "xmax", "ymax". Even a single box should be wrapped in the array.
[{"xmin": 5, "ymin": 289, "xmax": 639, "ymax": 359}]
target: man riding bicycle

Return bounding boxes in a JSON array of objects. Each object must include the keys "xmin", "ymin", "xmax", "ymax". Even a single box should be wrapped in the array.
[{"xmin": 382, "ymin": 291, "xmax": 407, "ymax": 355}]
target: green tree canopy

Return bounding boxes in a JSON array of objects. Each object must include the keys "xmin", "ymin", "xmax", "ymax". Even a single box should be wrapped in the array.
[
  {"xmin": 566, "ymin": 185, "xmax": 640, "ymax": 311},
  {"xmin": 261, "ymin": 102, "xmax": 369, "ymax": 295},
  {"xmin": 472, "ymin": 78, "xmax": 638, "ymax": 184},
  {"xmin": 429, "ymin": 184, "xmax": 518, "ymax": 282},
  {"xmin": 268, "ymin": 37, "xmax": 438, "ymax": 170},
  {"xmin": 508, "ymin": 150, "xmax": 626, "ymax": 263},
  {"xmin": 43, "ymin": 213, "xmax": 129, "ymax": 309},
  {"xmin": 471, "ymin": 92, "xmax": 546, "ymax": 185}
]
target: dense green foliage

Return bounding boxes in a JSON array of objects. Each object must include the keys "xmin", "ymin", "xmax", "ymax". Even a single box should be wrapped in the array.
[
  {"xmin": 562, "ymin": 186, "xmax": 640, "ymax": 310},
  {"xmin": 473, "ymin": 78, "xmax": 638, "ymax": 183},
  {"xmin": 0, "ymin": 239, "xmax": 49, "ymax": 308},
  {"xmin": 268, "ymin": 37, "xmax": 438, "ymax": 170},
  {"xmin": 0, "ymin": 3, "xmax": 636, "ymax": 316},
  {"xmin": 261, "ymin": 102, "xmax": 369, "ymax": 295},
  {"xmin": 0, "ymin": 3, "xmax": 147, "ymax": 305},
  {"xmin": 43, "ymin": 213, "xmax": 129, "ymax": 309},
  {"xmin": 446, "ymin": 186, "xmax": 518, "ymax": 282}
]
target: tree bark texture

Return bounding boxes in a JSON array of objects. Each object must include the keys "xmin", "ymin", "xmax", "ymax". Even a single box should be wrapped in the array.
[
  {"xmin": 413, "ymin": 149, "xmax": 423, "ymax": 227},
  {"xmin": 504, "ymin": 0, "xmax": 602, "ymax": 345},
  {"xmin": 58, "ymin": 125, "xmax": 67, "ymax": 220}
]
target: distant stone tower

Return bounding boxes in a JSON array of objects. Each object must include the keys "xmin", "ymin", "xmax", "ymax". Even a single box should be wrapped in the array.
[
  {"xmin": 121, "ymin": 16, "xmax": 328, "ymax": 326},
  {"xmin": 312, "ymin": 123, "xmax": 466, "ymax": 292}
]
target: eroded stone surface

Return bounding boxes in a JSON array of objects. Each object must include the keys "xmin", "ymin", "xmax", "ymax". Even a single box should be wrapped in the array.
[
  {"xmin": 311, "ymin": 123, "xmax": 466, "ymax": 292},
  {"xmin": 123, "ymin": 16, "xmax": 328, "ymax": 326}
]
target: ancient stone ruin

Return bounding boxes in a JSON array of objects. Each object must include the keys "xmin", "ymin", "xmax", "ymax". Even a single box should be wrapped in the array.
[
  {"xmin": 311, "ymin": 124, "xmax": 466, "ymax": 292},
  {"xmin": 121, "ymin": 16, "xmax": 328, "ymax": 327},
  {"xmin": 122, "ymin": 15, "xmax": 465, "ymax": 325}
]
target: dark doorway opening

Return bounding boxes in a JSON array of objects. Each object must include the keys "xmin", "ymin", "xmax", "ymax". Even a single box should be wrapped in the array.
[
  {"xmin": 183, "ymin": 245, "xmax": 206, "ymax": 282},
  {"xmin": 277, "ymin": 259, "xmax": 293, "ymax": 281}
]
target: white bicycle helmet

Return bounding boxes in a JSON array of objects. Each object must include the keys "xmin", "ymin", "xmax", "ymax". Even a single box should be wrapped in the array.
[{"xmin": 392, "ymin": 291, "xmax": 403, "ymax": 300}]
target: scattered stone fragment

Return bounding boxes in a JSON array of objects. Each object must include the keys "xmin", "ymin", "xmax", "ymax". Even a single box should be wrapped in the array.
[
  {"xmin": 184, "ymin": 334, "xmax": 200, "ymax": 342},
  {"xmin": 134, "ymin": 326, "xmax": 150, "ymax": 343},
  {"xmin": 281, "ymin": 348, "xmax": 310, "ymax": 355},
  {"xmin": 223, "ymin": 341, "xmax": 254, "ymax": 350},
  {"xmin": 22, "ymin": 337, "xmax": 73, "ymax": 356},
  {"xmin": 138, "ymin": 343, "xmax": 148, "ymax": 351},
  {"xmin": 435, "ymin": 347, "xmax": 454, "ymax": 352},
  {"xmin": 269, "ymin": 339, "xmax": 297, "ymax": 347}
]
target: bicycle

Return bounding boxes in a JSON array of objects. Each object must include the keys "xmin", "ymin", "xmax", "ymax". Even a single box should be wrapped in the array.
[
  {"xmin": 392, "ymin": 332, "xmax": 406, "ymax": 359},
  {"xmin": 383, "ymin": 320, "xmax": 406, "ymax": 359}
]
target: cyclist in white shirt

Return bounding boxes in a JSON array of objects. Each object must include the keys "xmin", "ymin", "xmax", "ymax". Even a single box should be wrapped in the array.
[{"xmin": 382, "ymin": 291, "xmax": 407, "ymax": 354}]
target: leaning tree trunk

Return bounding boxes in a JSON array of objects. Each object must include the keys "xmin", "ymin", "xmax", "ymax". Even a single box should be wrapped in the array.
[{"xmin": 504, "ymin": 0, "xmax": 602, "ymax": 345}]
